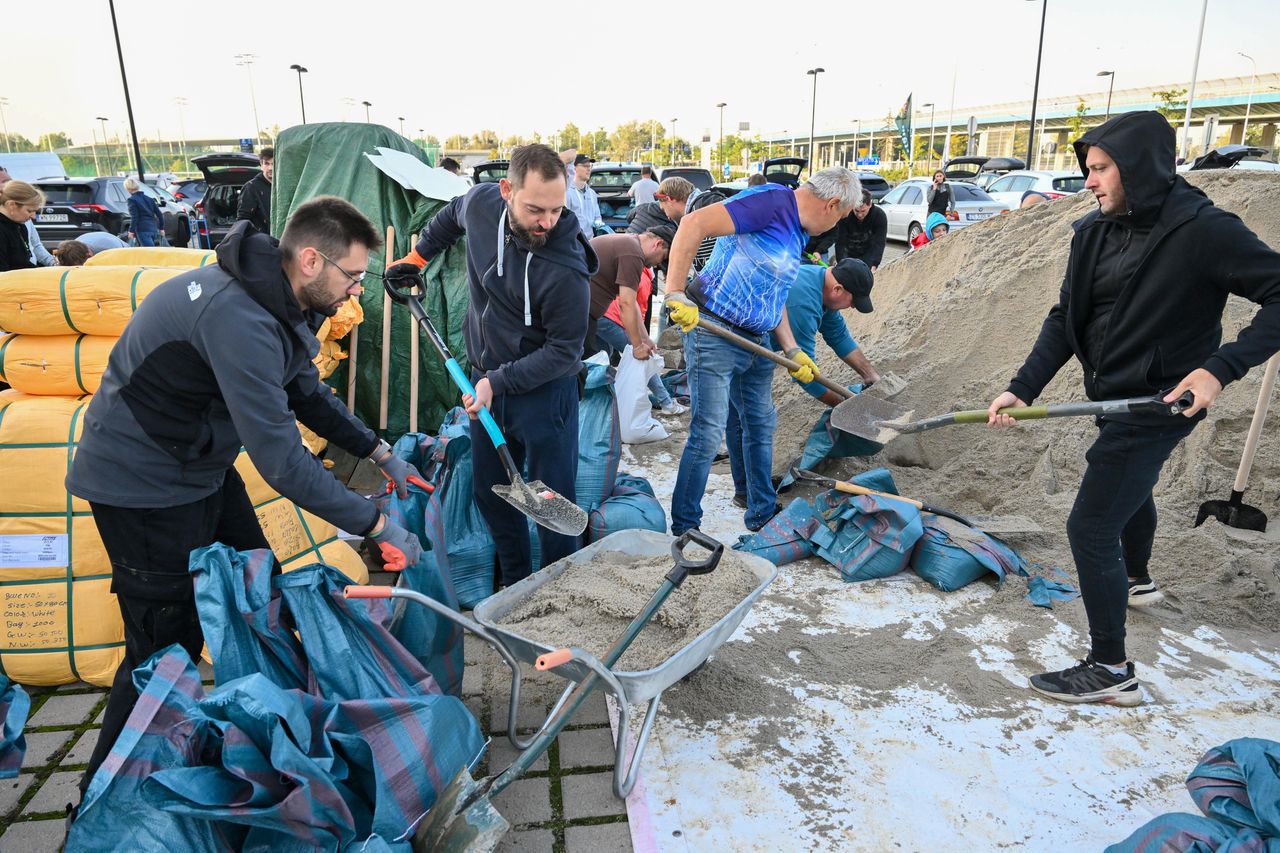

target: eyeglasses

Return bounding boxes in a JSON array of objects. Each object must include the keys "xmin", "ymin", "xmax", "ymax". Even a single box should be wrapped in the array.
[{"xmin": 317, "ymin": 250, "xmax": 378, "ymax": 289}]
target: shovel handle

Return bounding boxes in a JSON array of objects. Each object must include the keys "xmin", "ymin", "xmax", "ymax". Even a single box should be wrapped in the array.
[
  {"xmin": 666, "ymin": 294, "xmax": 852, "ymax": 399},
  {"xmin": 830, "ymin": 480, "xmax": 924, "ymax": 509},
  {"xmin": 923, "ymin": 393, "xmax": 1199, "ymax": 430},
  {"xmin": 344, "ymin": 585, "xmax": 395, "ymax": 599},
  {"xmin": 1234, "ymin": 353, "xmax": 1280, "ymax": 492}
]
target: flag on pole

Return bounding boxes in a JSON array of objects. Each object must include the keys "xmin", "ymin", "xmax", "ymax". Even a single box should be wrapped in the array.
[{"xmin": 895, "ymin": 93, "xmax": 913, "ymax": 161}]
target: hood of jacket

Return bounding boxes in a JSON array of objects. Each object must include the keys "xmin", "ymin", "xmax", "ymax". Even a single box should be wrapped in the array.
[
  {"xmin": 467, "ymin": 181, "xmax": 597, "ymax": 278},
  {"xmin": 924, "ymin": 211, "xmax": 950, "ymax": 241},
  {"xmin": 215, "ymin": 220, "xmax": 320, "ymax": 345},
  {"xmin": 1074, "ymin": 111, "xmax": 1177, "ymax": 223}
]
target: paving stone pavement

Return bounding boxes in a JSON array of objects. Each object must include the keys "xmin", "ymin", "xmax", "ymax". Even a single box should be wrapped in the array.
[{"xmin": 0, "ymin": 618, "xmax": 634, "ymax": 852}]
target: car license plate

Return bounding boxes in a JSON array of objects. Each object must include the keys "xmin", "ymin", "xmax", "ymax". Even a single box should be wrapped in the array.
[
  {"xmin": 38, "ymin": 213, "xmax": 69, "ymax": 223},
  {"xmin": 966, "ymin": 212, "xmax": 991, "ymax": 221}
]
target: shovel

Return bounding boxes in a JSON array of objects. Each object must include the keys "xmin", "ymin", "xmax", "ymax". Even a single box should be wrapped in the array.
[
  {"xmin": 790, "ymin": 468, "xmax": 1041, "ymax": 535},
  {"xmin": 405, "ymin": 530, "xmax": 724, "ymax": 852},
  {"xmin": 383, "ymin": 273, "xmax": 588, "ymax": 537},
  {"xmin": 1195, "ymin": 352, "xmax": 1279, "ymax": 532},
  {"xmin": 831, "ymin": 391, "xmax": 1196, "ymax": 445},
  {"xmin": 665, "ymin": 293, "xmax": 906, "ymax": 399}
]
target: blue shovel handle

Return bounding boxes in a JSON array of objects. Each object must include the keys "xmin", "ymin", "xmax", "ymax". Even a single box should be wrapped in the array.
[{"xmin": 443, "ymin": 358, "xmax": 507, "ymax": 451}]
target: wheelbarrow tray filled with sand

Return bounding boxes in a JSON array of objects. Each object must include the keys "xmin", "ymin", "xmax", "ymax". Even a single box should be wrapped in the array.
[{"xmin": 473, "ymin": 529, "xmax": 778, "ymax": 796}]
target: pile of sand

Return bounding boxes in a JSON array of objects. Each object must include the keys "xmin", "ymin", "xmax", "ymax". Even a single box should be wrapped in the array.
[
  {"xmin": 770, "ymin": 170, "xmax": 1280, "ymax": 634},
  {"xmin": 494, "ymin": 547, "xmax": 762, "ymax": 671}
]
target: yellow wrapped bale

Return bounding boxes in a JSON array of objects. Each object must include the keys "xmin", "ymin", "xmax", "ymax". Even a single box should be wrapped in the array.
[
  {"xmin": 327, "ymin": 296, "xmax": 364, "ymax": 340},
  {"xmin": 0, "ymin": 391, "xmax": 366, "ymax": 687},
  {"xmin": 314, "ymin": 339, "xmax": 348, "ymax": 380},
  {"xmin": 0, "ymin": 334, "xmax": 116, "ymax": 396},
  {"xmin": 0, "ymin": 266, "xmax": 182, "ymax": 336},
  {"xmin": 84, "ymin": 247, "xmax": 215, "ymax": 268},
  {"xmin": 0, "ymin": 391, "xmax": 123, "ymax": 686}
]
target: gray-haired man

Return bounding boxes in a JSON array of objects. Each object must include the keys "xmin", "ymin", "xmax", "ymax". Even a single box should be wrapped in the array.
[{"xmin": 665, "ymin": 168, "xmax": 861, "ymax": 534}]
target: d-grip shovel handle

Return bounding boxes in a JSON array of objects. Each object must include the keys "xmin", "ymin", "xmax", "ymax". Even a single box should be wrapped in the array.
[
  {"xmin": 936, "ymin": 391, "xmax": 1198, "ymax": 428},
  {"xmin": 666, "ymin": 529, "xmax": 723, "ymax": 587}
]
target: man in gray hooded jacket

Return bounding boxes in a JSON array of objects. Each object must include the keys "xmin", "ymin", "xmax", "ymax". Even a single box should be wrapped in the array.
[{"xmin": 66, "ymin": 196, "xmax": 424, "ymax": 808}]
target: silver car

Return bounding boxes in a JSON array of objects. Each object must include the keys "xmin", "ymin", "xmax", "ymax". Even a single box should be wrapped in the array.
[
  {"xmin": 878, "ymin": 178, "xmax": 1007, "ymax": 242},
  {"xmin": 985, "ymin": 170, "xmax": 1086, "ymax": 209}
]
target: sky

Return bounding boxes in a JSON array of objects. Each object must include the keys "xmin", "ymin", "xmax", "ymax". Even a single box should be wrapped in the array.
[{"xmin": 5, "ymin": 0, "xmax": 1279, "ymax": 146}]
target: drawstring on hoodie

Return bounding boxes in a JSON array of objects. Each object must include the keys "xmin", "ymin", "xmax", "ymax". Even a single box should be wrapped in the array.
[{"xmin": 496, "ymin": 208, "xmax": 534, "ymax": 327}]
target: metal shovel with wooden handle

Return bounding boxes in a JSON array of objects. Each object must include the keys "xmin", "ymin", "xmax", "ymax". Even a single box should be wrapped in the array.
[
  {"xmin": 664, "ymin": 292, "xmax": 907, "ymax": 398},
  {"xmin": 1195, "ymin": 352, "xmax": 1279, "ymax": 532}
]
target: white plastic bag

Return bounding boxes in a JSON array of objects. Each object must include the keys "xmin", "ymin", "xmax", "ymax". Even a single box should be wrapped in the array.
[{"xmin": 617, "ymin": 345, "xmax": 668, "ymax": 444}]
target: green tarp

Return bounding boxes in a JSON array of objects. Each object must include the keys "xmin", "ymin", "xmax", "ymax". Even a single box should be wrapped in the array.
[{"xmin": 271, "ymin": 122, "xmax": 471, "ymax": 439}]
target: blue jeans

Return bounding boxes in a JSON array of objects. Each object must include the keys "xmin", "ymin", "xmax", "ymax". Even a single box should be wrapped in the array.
[
  {"xmin": 595, "ymin": 317, "xmax": 672, "ymax": 405},
  {"xmin": 1067, "ymin": 417, "xmax": 1195, "ymax": 664},
  {"xmin": 136, "ymin": 231, "xmax": 161, "ymax": 247},
  {"xmin": 670, "ymin": 326, "xmax": 777, "ymax": 533}
]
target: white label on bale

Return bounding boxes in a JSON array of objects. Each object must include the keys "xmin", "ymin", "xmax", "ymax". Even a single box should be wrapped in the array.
[{"xmin": 0, "ymin": 534, "xmax": 70, "ymax": 569}]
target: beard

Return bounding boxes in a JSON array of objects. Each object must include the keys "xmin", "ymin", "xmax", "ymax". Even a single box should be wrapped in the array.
[
  {"xmin": 507, "ymin": 200, "xmax": 549, "ymax": 249},
  {"xmin": 301, "ymin": 277, "xmax": 344, "ymax": 317}
]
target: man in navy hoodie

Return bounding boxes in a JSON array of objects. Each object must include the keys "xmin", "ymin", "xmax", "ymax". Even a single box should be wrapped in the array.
[{"xmin": 391, "ymin": 144, "xmax": 597, "ymax": 585}]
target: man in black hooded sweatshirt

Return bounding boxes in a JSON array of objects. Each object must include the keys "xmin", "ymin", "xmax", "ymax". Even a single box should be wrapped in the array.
[
  {"xmin": 389, "ymin": 144, "xmax": 596, "ymax": 586},
  {"xmin": 987, "ymin": 111, "xmax": 1280, "ymax": 706}
]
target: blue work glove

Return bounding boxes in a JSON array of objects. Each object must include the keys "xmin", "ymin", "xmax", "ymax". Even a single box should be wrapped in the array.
[
  {"xmin": 370, "ymin": 439, "xmax": 425, "ymax": 499},
  {"xmin": 367, "ymin": 516, "xmax": 423, "ymax": 572}
]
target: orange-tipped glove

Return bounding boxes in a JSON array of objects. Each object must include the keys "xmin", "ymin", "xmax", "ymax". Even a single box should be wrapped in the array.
[
  {"xmin": 367, "ymin": 516, "xmax": 423, "ymax": 572},
  {"xmin": 391, "ymin": 248, "xmax": 429, "ymax": 269}
]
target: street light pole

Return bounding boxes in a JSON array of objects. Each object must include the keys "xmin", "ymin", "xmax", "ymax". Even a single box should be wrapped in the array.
[
  {"xmin": 234, "ymin": 54, "xmax": 262, "ymax": 144},
  {"xmin": 362, "ymin": 101, "xmax": 372, "ymax": 123},
  {"xmin": 398, "ymin": 116, "xmax": 405, "ymax": 136},
  {"xmin": 670, "ymin": 117, "xmax": 677, "ymax": 164},
  {"xmin": 1238, "ymin": 51, "xmax": 1257, "ymax": 141},
  {"xmin": 716, "ymin": 102, "xmax": 726, "ymax": 176},
  {"xmin": 806, "ymin": 67, "xmax": 824, "ymax": 175},
  {"xmin": 290, "ymin": 64, "xmax": 308, "ymax": 124},
  {"xmin": 1097, "ymin": 71, "xmax": 1115, "ymax": 121},
  {"xmin": 0, "ymin": 97, "xmax": 10, "ymax": 154},
  {"xmin": 1180, "ymin": 0, "xmax": 1209, "ymax": 162},
  {"xmin": 173, "ymin": 97, "xmax": 189, "ymax": 166},
  {"xmin": 107, "ymin": 0, "xmax": 146, "ymax": 183},
  {"xmin": 923, "ymin": 102, "xmax": 936, "ymax": 169},
  {"xmin": 1025, "ymin": 0, "xmax": 1047, "ymax": 167}
]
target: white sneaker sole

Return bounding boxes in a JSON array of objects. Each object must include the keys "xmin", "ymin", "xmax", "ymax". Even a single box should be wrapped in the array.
[
  {"xmin": 1128, "ymin": 589, "xmax": 1165, "ymax": 608},
  {"xmin": 1029, "ymin": 679, "xmax": 1144, "ymax": 707}
]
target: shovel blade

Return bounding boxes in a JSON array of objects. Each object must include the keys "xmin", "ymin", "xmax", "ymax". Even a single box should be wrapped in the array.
[
  {"xmin": 412, "ymin": 768, "xmax": 510, "ymax": 853},
  {"xmin": 1195, "ymin": 500, "xmax": 1268, "ymax": 532},
  {"xmin": 831, "ymin": 394, "xmax": 914, "ymax": 444},
  {"xmin": 492, "ymin": 478, "xmax": 589, "ymax": 537},
  {"xmin": 867, "ymin": 371, "xmax": 908, "ymax": 399}
]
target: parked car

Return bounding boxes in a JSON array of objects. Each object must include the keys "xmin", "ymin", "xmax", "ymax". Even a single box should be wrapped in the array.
[
  {"xmin": 710, "ymin": 180, "xmax": 749, "ymax": 198},
  {"xmin": 170, "ymin": 178, "xmax": 208, "ymax": 205},
  {"xmin": 764, "ymin": 157, "xmax": 807, "ymax": 189},
  {"xmin": 1182, "ymin": 144, "xmax": 1280, "ymax": 173},
  {"xmin": 589, "ymin": 161, "xmax": 645, "ymax": 230},
  {"xmin": 985, "ymin": 170, "xmax": 1086, "ymax": 209},
  {"xmin": 878, "ymin": 178, "xmax": 1007, "ymax": 243},
  {"xmin": 472, "ymin": 160, "xmax": 508, "ymax": 184},
  {"xmin": 856, "ymin": 170, "xmax": 893, "ymax": 202},
  {"xmin": 191, "ymin": 153, "xmax": 261, "ymax": 249},
  {"xmin": 659, "ymin": 167, "xmax": 715, "ymax": 191},
  {"xmin": 31, "ymin": 177, "xmax": 129, "ymax": 249}
]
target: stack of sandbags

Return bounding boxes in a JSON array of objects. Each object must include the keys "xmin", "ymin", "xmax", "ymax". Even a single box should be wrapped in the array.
[{"xmin": 0, "ymin": 254, "xmax": 367, "ymax": 687}]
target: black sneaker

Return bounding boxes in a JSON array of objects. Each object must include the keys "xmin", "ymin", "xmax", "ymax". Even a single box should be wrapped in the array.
[
  {"xmin": 745, "ymin": 503, "xmax": 783, "ymax": 533},
  {"xmin": 1127, "ymin": 576, "xmax": 1164, "ymax": 607},
  {"xmin": 731, "ymin": 493, "xmax": 747, "ymax": 509},
  {"xmin": 1029, "ymin": 656, "xmax": 1142, "ymax": 706}
]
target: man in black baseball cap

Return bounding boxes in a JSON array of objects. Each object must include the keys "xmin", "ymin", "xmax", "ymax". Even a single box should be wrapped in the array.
[
  {"xmin": 770, "ymin": 257, "xmax": 881, "ymax": 405},
  {"xmin": 566, "ymin": 154, "xmax": 602, "ymax": 241}
]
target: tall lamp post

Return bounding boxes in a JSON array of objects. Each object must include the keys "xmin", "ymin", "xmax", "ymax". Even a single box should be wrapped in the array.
[
  {"xmin": 398, "ymin": 116, "xmax": 406, "ymax": 136},
  {"xmin": 1180, "ymin": 0, "xmax": 1209, "ymax": 162},
  {"xmin": 716, "ymin": 102, "xmax": 726, "ymax": 176},
  {"xmin": 173, "ymin": 97, "xmax": 189, "ymax": 166},
  {"xmin": 96, "ymin": 116, "xmax": 111, "ymax": 171},
  {"xmin": 108, "ymin": 0, "xmax": 146, "ymax": 182},
  {"xmin": 1025, "ymin": 0, "xmax": 1047, "ymax": 167},
  {"xmin": 922, "ymin": 102, "xmax": 936, "ymax": 169},
  {"xmin": 1097, "ymin": 70, "xmax": 1115, "ymax": 121},
  {"xmin": 670, "ymin": 117, "xmax": 678, "ymax": 163},
  {"xmin": 806, "ymin": 67, "xmax": 824, "ymax": 175},
  {"xmin": 290, "ymin": 64, "xmax": 308, "ymax": 124},
  {"xmin": 234, "ymin": 53, "xmax": 262, "ymax": 144},
  {"xmin": 362, "ymin": 101, "xmax": 372, "ymax": 123},
  {"xmin": 0, "ymin": 97, "xmax": 10, "ymax": 154},
  {"xmin": 1238, "ymin": 51, "xmax": 1257, "ymax": 141}
]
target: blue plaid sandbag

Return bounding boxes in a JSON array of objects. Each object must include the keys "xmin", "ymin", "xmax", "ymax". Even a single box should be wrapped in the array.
[
  {"xmin": 0, "ymin": 674, "xmax": 30, "ymax": 779},
  {"xmin": 910, "ymin": 514, "xmax": 1029, "ymax": 592},
  {"xmin": 1186, "ymin": 738, "xmax": 1280, "ymax": 837},
  {"xmin": 808, "ymin": 489, "xmax": 923, "ymax": 582},
  {"xmin": 733, "ymin": 498, "xmax": 821, "ymax": 567}
]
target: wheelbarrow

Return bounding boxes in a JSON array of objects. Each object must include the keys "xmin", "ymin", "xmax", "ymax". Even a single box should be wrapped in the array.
[{"xmin": 347, "ymin": 529, "xmax": 778, "ymax": 852}]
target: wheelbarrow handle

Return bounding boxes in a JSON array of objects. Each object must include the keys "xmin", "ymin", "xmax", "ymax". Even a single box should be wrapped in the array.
[
  {"xmin": 536, "ymin": 649, "xmax": 573, "ymax": 670},
  {"xmin": 666, "ymin": 293, "xmax": 852, "ymax": 400},
  {"xmin": 345, "ymin": 585, "xmax": 394, "ymax": 599}
]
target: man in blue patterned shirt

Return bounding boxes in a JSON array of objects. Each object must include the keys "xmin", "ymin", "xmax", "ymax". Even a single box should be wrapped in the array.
[{"xmin": 666, "ymin": 168, "xmax": 862, "ymax": 533}]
